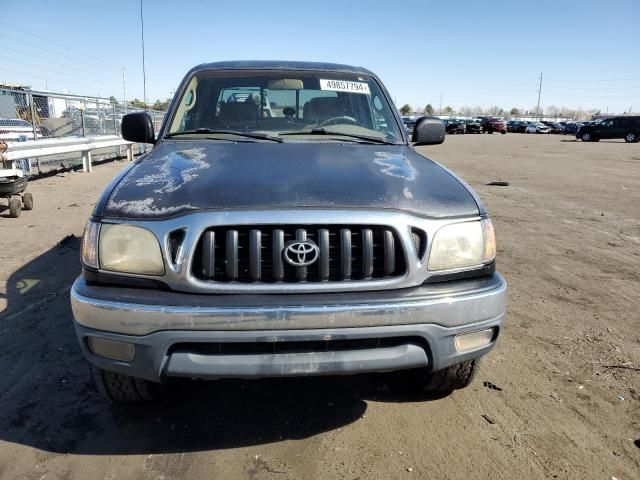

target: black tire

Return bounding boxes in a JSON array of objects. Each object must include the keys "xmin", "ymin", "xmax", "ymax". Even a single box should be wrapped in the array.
[
  {"xmin": 9, "ymin": 198, "xmax": 21, "ymax": 218},
  {"xmin": 91, "ymin": 365, "xmax": 163, "ymax": 403},
  {"xmin": 407, "ymin": 359, "xmax": 482, "ymax": 394},
  {"xmin": 22, "ymin": 192, "xmax": 33, "ymax": 210},
  {"xmin": 581, "ymin": 132, "xmax": 592, "ymax": 142},
  {"xmin": 501, "ymin": 130, "xmax": 506, "ymax": 134},
  {"xmin": 486, "ymin": 129, "xmax": 493, "ymax": 134},
  {"xmin": 624, "ymin": 132, "xmax": 638, "ymax": 143}
]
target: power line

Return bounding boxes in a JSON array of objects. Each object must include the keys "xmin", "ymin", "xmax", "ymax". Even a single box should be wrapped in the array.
[
  {"xmin": 0, "ymin": 20, "xmax": 145, "ymax": 81},
  {"xmin": 0, "ymin": 31, "xmax": 146, "ymax": 89},
  {"xmin": 0, "ymin": 55, "xmax": 143, "ymax": 96}
]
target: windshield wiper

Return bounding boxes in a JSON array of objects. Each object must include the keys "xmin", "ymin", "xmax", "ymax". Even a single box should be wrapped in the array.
[
  {"xmin": 165, "ymin": 128, "xmax": 282, "ymax": 142},
  {"xmin": 280, "ymin": 128, "xmax": 396, "ymax": 144}
]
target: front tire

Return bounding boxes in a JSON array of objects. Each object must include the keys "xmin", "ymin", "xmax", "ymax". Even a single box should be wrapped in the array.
[
  {"xmin": 407, "ymin": 359, "xmax": 482, "ymax": 394},
  {"xmin": 625, "ymin": 132, "xmax": 638, "ymax": 143},
  {"xmin": 91, "ymin": 365, "xmax": 164, "ymax": 403},
  {"xmin": 581, "ymin": 132, "xmax": 592, "ymax": 142}
]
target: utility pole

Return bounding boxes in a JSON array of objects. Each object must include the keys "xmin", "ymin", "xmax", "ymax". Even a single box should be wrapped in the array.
[
  {"xmin": 140, "ymin": 0, "xmax": 147, "ymax": 109},
  {"xmin": 122, "ymin": 67, "xmax": 127, "ymax": 114},
  {"xmin": 536, "ymin": 72, "xmax": 543, "ymax": 119}
]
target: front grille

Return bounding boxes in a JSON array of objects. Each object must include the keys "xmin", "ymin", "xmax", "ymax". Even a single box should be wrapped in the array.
[{"xmin": 191, "ymin": 225, "xmax": 406, "ymax": 283}]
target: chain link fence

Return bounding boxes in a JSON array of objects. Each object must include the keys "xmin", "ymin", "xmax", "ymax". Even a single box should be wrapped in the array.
[{"xmin": 1, "ymin": 87, "xmax": 166, "ymax": 174}]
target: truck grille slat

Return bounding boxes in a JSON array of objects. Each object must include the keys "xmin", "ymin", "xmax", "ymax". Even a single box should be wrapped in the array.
[
  {"xmin": 226, "ymin": 230, "xmax": 238, "ymax": 280},
  {"xmin": 362, "ymin": 228, "xmax": 374, "ymax": 279},
  {"xmin": 383, "ymin": 230, "xmax": 395, "ymax": 275},
  {"xmin": 340, "ymin": 228, "xmax": 352, "ymax": 279},
  {"xmin": 192, "ymin": 224, "xmax": 406, "ymax": 284},
  {"xmin": 202, "ymin": 230, "xmax": 215, "ymax": 278},
  {"xmin": 249, "ymin": 229, "xmax": 261, "ymax": 281}
]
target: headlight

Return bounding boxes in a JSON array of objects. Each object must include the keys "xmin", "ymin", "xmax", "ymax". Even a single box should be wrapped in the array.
[
  {"xmin": 99, "ymin": 224, "xmax": 165, "ymax": 275},
  {"xmin": 427, "ymin": 219, "xmax": 496, "ymax": 271}
]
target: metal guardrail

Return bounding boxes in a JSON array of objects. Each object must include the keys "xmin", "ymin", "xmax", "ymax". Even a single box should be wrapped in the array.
[{"xmin": 0, "ymin": 135, "xmax": 135, "ymax": 173}]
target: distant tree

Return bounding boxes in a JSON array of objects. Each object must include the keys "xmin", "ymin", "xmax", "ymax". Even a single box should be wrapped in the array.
[
  {"xmin": 109, "ymin": 95, "xmax": 119, "ymax": 105},
  {"xmin": 510, "ymin": 108, "xmax": 520, "ymax": 116},
  {"xmin": 458, "ymin": 106, "xmax": 472, "ymax": 116},
  {"xmin": 471, "ymin": 106, "xmax": 483, "ymax": 116},
  {"xmin": 400, "ymin": 104, "xmax": 412, "ymax": 115},
  {"xmin": 423, "ymin": 104, "xmax": 434, "ymax": 115},
  {"xmin": 531, "ymin": 105, "xmax": 543, "ymax": 117},
  {"xmin": 546, "ymin": 105, "xmax": 560, "ymax": 118},
  {"xmin": 151, "ymin": 99, "xmax": 171, "ymax": 111},
  {"xmin": 487, "ymin": 105, "xmax": 504, "ymax": 116},
  {"xmin": 129, "ymin": 98, "xmax": 147, "ymax": 109},
  {"xmin": 444, "ymin": 106, "xmax": 453, "ymax": 114}
]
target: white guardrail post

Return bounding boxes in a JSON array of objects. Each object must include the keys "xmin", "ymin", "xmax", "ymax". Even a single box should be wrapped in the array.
[{"xmin": 0, "ymin": 136, "xmax": 136, "ymax": 174}]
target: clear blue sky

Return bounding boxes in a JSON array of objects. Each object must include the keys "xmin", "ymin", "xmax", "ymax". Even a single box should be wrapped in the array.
[{"xmin": 1, "ymin": 0, "xmax": 639, "ymax": 113}]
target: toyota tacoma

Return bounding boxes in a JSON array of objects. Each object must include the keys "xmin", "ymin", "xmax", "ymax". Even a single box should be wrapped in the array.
[{"xmin": 71, "ymin": 61, "xmax": 507, "ymax": 402}]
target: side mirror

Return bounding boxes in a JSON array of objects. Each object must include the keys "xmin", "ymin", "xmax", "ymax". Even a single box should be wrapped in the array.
[
  {"xmin": 121, "ymin": 112, "xmax": 155, "ymax": 144},
  {"xmin": 412, "ymin": 116, "xmax": 445, "ymax": 145}
]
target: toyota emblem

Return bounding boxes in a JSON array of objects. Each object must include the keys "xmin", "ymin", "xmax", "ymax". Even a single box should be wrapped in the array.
[{"xmin": 283, "ymin": 240, "xmax": 320, "ymax": 267}]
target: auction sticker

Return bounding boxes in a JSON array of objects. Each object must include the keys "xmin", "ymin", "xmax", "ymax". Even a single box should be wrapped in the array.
[{"xmin": 320, "ymin": 79, "xmax": 370, "ymax": 94}]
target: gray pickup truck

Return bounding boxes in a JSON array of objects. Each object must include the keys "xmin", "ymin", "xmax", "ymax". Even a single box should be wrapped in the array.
[{"xmin": 71, "ymin": 61, "xmax": 507, "ymax": 402}]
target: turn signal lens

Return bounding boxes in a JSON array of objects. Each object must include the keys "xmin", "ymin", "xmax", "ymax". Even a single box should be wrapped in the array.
[
  {"xmin": 81, "ymin": 220, "xmax": 100, "ymax": 268},
  {"xmin": 482, "ymin": 219, "xmax": 496, "ymax": 263}
]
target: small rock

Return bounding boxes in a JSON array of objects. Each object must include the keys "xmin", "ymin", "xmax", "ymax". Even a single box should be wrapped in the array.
[
  {"xmin": 617, "ymin": 395, "xmax": 625, "ymax": 401},
  {"xmin": 407, "ymin": 467, "xmax": 413, "ymax": 472},
  {"xmin": 578, "ymin": 385, "xmax": 584, "ymax": 390}
]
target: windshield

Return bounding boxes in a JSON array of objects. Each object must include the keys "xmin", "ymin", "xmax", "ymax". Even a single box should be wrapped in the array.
[{"xmin": 167, "ymin": 70, "xmax": 403, "ymax": 143}]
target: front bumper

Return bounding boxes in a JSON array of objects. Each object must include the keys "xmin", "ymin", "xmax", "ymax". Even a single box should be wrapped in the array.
[{"xmin": 71, "ymin": 273, "xmax": 507, "ymax": 382}]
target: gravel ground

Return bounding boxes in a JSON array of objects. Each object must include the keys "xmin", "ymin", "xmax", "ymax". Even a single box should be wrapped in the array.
[{"xmin": 0, "ymin": 134, "xmax": 638, "ymax": 479}]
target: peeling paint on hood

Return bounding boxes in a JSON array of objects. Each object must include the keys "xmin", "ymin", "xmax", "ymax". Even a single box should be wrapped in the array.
[
  {"xmin": 373, "ymin": 152, "xmax": 417, "ymax": 181},
  {"xmin": 98, "ymin": 142, "xmax": 479, "ymax": 219}
]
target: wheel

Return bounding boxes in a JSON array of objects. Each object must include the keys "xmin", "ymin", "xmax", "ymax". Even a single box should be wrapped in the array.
[
  {"xmin": 501, "ymin": 131, "xmax": 506, "ymax": 134},
  {"xmin": 22, "ymin": 192, "xmax": 33, "ymax": 210},
  {"xmin": 91, "ymin": 365, "xmax": 164, "ymax": 403},
  {"xmin": 581, "ymin": 132, "xmax": 592, "ymax": 141},
  {"xmin": 625, "ymin": 132, "xmax": 638, "ymax": 143},
  {"xmin": 9, "ymin": 198, "xmax": 21, "ymax": 218},
  {"xmin": 405, "ymin": 359, "xmax": 482, "ymax": 394},
  {"xmin": 486, "ymin": 129, "xmax": 493, "ymax": 134}
]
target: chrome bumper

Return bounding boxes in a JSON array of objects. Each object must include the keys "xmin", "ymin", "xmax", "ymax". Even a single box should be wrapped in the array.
[
  {"xmin": 71, "ymin": 274, "xmax": 507, "ymax": 381},
  {"xmin": 71, "ymin": 274, "xmax": 507, "ymax": 336}
]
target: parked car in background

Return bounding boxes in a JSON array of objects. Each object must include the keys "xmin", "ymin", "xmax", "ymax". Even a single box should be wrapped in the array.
[
  {"xmin": 0, "ymin": 119, "xmax": 36, "ymax": 142},
  {"xmin": 507, "ymin": 120, "xmax": 528, "ymax": 133},
  {"xmin": 577, "ymin": 116, "xmax": 640, "ymax": 143},
  {"xmin": 402, "ymin": 116, "xmax": 416, "ymax": 136},
  {"xmin": 562, "ymin": 122, "xmax": 581, "ymax": 135},
  {"xmin": 480, "ymin": 117, "xmax": 507, "ymax": 134},
  {"xmin": 445, "ymin": 119, "xmax": 466, "ymax": 134},
  {"xmin": 541, "ymin": 121, "xmax": 565, "ymax": 134},
  {"xmin": 465, "ymin": 118, "xmax": 482, "ymax": 134},
  {"xmin": 525, "ymin": 122, "xmax": 551, "ymax": 134}
]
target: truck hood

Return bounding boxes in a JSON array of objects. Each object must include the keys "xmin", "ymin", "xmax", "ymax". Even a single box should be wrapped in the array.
[{"xmin": 98, "ymin": 141, "xmax": 480, "ymax": 219}]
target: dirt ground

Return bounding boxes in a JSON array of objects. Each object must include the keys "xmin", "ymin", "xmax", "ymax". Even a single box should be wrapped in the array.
[{"xmin": 0, "ymin": 134, "xmax": 638, "ymax": 479}]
